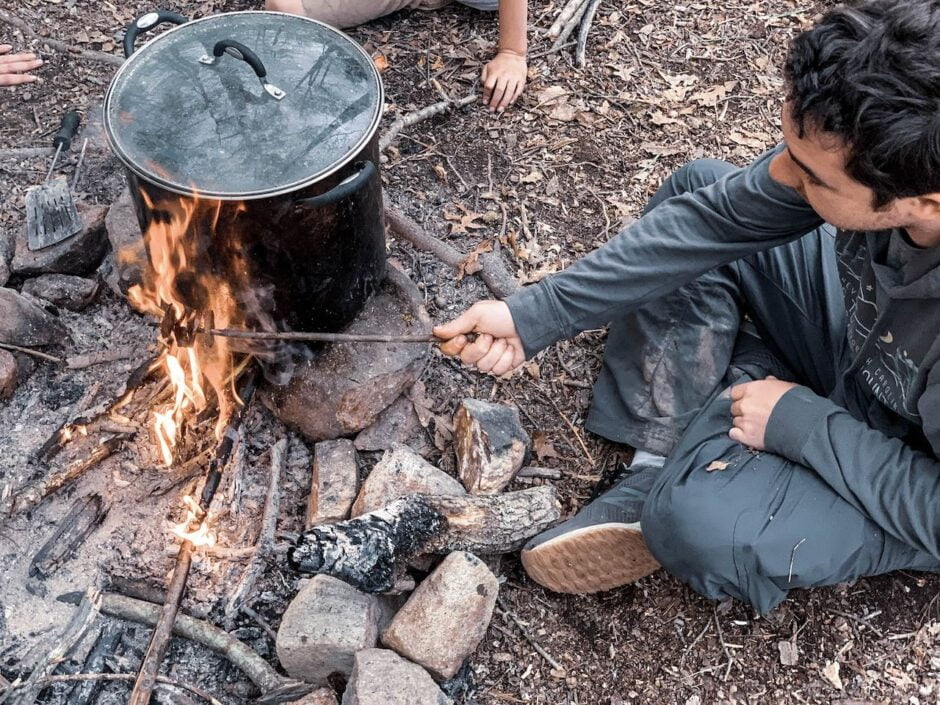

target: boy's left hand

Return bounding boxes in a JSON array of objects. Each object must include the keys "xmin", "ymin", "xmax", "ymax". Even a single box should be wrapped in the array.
[
  {"xmin": 482, "ymin": 51, "xmax": 526, "ymax": 112},
  {"xmin": 729, "ymin": 376, "xmax": 798, "ymax": 451}
]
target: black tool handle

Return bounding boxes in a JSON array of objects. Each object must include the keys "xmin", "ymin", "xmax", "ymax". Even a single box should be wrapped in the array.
[
  {"xmin": 211, "ymin": 40, "xmax": 267, "ymax": 78},
  {"xmin": 123, "ymin": 10, "xmax": 189, "ymax": 57},
  {"xmin": 53, "ymin": 110, "xmax": 81, "ymax": 150}
]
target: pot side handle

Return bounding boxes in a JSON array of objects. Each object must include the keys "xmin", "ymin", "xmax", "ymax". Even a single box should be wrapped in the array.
[
  {"xmin": 123, "ymin": 10, "xmax": 189, "ymax": 58},
  {"xmin": 294, "ymin": 161, "xmax": 377, "ymax": 210},
  {"xmin": 198, "ymin": 40, "xmax": 287, "ymax": 101}
]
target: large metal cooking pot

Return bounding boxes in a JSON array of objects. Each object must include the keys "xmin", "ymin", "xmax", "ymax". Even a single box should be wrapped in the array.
[{"xmin": 104, "ymin": 10, "xmax": 386, "ymax": 334}]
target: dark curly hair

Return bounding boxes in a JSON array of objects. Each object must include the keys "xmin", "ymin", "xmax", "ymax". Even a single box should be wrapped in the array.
[{"xmin": 784, "ymin": 0, "xmax": 940, "ymax": 208}]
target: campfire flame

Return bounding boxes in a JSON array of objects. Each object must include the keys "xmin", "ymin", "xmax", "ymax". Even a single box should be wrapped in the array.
[{"xmin": 171, "ymin": 494, "xmax": 216, "ymax": 548}]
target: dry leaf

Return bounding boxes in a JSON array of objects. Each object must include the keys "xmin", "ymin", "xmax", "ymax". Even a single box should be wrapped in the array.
[
  {"xmin": 457, "ymin": 240, "xmax": 494, "ymax": 280},
  {"xmin": 649, "ymin": 110, "xmax": 680, "ymax": 126},
  {"xmin": 444, "ymin": 204, "xmax": 486, "ymax": 234},
  {"xmin": 689, "ymin": 80, "xmax": 738, "ymax": 107},
  {"xmin": 433, "ymin": 163, "xmax": 448, "ymax": 185},
  {"xmin": 521, "ymin": 169, "xmax": 544, "ymax": 183},
  {"xmin": 821, "ymin": 661, "xmax": 843, "ymax": 690},
  {"xmin": 533, "ymin": 431, "xmax": 561, "ymax": 461},
  {"xmin": 728, "ymin": 131, "xmax": 768, "ymax": 149},
  {"xmin": 549, "ymin": 103, "xmax": 578, "ymax": 122},
  {"xmin": 536, "ymin": 85, "xmax": 568, "ymax": 106},
  {"xmin": 706, "ymin": 460, "xmax": 729, "ymax": 472},
  {"xmin": 373, "ymin": 54, "xmax": 390, "ymax": 73}
]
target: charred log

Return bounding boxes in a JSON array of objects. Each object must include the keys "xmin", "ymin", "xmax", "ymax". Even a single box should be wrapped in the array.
[
  {"xmin": 64, "ymin": 624, "xmax": 122, "ymax": 705},
  {"xmin": 289, "ymin": 487, "xmax": 561, "ymax": 593},
  {"xmin": 29, "ymin": 494, "xmax": 108, "ymax": 578}
]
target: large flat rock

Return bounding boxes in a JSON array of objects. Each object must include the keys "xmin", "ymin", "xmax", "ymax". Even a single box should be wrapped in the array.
[{"xmin": 12, "ymin": 203, "xmax": 109, "ymax": 277}]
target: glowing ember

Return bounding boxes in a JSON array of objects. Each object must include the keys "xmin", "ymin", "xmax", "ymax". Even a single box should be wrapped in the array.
[{"xmin": 171, "ymin": 495, "xmax": 215, "ymax": 547}]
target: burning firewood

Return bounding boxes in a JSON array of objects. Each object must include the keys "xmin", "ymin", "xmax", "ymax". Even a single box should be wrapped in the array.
[{"xmin": 288, "ymin": 487, "xmax": 561, "ymax": 593}]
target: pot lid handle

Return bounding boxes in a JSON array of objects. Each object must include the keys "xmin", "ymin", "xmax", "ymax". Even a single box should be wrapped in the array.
[
  {"xmin": 123, "ymin": 10, "xmax": 189, "ymax": 58},
  {"xmin": 198, "ymin": 39, "xmax": 286, "ymax": 101}
]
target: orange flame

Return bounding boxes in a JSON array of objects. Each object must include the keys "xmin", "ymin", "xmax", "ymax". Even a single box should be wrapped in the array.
[{"xmin": 171, "ymin": 495, "xmax": 215, "ymax": 547}]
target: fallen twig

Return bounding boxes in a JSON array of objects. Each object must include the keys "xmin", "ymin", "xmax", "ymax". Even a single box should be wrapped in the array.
[
  {"xmin": 575, "ymin": 0, "xmax": 604, "ymax": 68},
  {"xmin": 547, "ymin": 0, "xmax": 589, "ymax": 39},
  {"xmin": 496, "ymin": 596, "xmax": 564, "ymax": 672},
  {"xmin": 224, "ymin": 437, "xmax": 286, "ymax": 627},
  {"xmin": 0, "ymin": 342, "xmax": 62, "ymax": 364},
  {"xmin": 528, "ymin": 41, "xmax": 576, "ymax": 60},
  {"xmin": 0, "ymin": 147, "xmax": 54, "ymax": 160},
  {"xmin": 2, "ymin": 590, "xmax": 101, "ymax": 705},
  {"xmin": 385, "ymin": 204, "xmax": 519, "ymax": 299},
  {"xmin": 0, "ymin": 10, "xmax": 123, "ymax": 66},
  {"xmin": 60, "ymin": 592, "xmax": 312, "ymax": 703},
  {"xmin": 1, "ymin": 436, "xmax": 129, "ymax": 518},
  {"xmin": 379, "ymin": 94, "xmax": 477, "ymax": 151},
  {"xmin": 66, "ymin": 346, "xmax": 143, "ymax": 370}
]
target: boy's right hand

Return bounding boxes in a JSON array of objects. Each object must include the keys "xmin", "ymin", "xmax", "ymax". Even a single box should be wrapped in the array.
[{"xmin": 433, "ymin": 301, "xmax": 526, "ymax": 376}]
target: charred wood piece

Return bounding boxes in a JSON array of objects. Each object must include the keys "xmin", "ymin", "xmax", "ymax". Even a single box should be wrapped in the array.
[
  {"xmin": 455, "ymin": 398, "xmax": 530, "ymax": 495},
  {"xmin": 289, "ymin": 487, "xmax": 561, "ymax": 593},
  {"xmin": 64, "ymin": 624, "xmax": 122, "ymax": 705},
  {"xmin": 58, "ymin": 592, "xmax": 313, "ymax": 704},
  {"xmin": 30, "ymin": 494, "xmax": 108, "ymax": 579},
  {"xmin": 2, "ymin": 436, "xmax": 129, "ymax": 518}
]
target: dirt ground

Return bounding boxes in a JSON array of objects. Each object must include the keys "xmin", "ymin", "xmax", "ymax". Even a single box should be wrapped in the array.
[{"xmin": 1, "ymin": 0, "xmax": 939, "ymax": 704}]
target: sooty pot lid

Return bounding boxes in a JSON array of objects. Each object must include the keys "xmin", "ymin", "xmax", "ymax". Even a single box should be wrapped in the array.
[{"xmin": 105, "ymin": 11, "xmax": 383, "ymax": 199}]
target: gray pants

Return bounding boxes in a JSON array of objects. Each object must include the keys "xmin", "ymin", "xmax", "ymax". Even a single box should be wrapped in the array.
[{"xmin": 599, "ymin": 159, "xmax": 940, "ymax": 613}]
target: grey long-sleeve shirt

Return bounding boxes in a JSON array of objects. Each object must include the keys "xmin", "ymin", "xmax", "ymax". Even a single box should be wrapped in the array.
[{"xmin": 506, "ymin": 146, "xmax": 940, "ymax": 559}]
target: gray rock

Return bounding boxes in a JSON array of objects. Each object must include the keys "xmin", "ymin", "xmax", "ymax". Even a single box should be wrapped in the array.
[
  {"xmin": 0, "ymin": 288, "xmax": 68, "ymax": 346},
  {"xmin": 285, "ymin": 687, "xmax": 340, "ymax": 705},
  {"xmin": 21, "ymin": 274, "xmax": 98, "ymax": 311},
  {"xmin": 0, "ymin": 227, "xmax": 13, "ymax": 287},
  {"xmin": 354, "ymin": 395, "xmax": 423, "ymax": 452},
  {"xmin": 12, "ymin": 203, "xmax": 109, "ymax": 277},
  {"xmin": 381, "ymin": 552, "xmax": 498, "ymax": 681},
  {"xmin": 306, "ymin": 439, "xmax": 359, "ymax": 528},
  {"xmin": 455, "ymin": 399, "xmax": 530, "ymax": 495},
  {"xmin": 276, "ymin": 575, "xmax": 380, "ymax": 685},
  {"xmin": 104, "ymin": 186, "xmax": 145, "ymax": 295},
  {"xmin": 351, "ymin": 444, "xmax": 465, "ymax": 517},
  {"xmin": 263, "ymin": 268, "xmax": 431, "ymax": 441},
  {"xmin": 341, "ymin": 649, "xmax": 453, "ymax": 705},
  {"xmin": 0, "ymin": 349, "xmax": 18, "ymax": 400}
]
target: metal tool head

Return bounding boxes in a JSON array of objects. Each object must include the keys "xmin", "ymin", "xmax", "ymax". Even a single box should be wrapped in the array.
[{"xmin": 25, "ymin": 175, "xmax": 83, "ymax": 251}]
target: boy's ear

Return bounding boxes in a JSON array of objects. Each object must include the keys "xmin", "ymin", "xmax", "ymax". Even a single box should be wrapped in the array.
[{"xmin": 911, "ymin": 193, "xmax": 940, "ymax": 221}]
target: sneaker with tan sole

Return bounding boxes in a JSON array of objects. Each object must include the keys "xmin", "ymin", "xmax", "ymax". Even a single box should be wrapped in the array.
[{"xmin": 521, "ymin": 461, "xmax": 662, "ymax": 594}]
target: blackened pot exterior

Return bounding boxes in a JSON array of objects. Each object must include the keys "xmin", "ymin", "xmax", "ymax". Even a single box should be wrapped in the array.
[{"xmin": 128, "ymin": 135, "xmax": 385, "ymax": 334}]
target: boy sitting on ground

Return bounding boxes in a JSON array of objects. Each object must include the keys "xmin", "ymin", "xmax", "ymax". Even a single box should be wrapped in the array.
[
  {"xmin": 264, "ymin": 0, "xmax": 528, "ymax": 112},
  {"xmin": 434, "ymin": 0, "xmax": 940, "ymax": 614}
]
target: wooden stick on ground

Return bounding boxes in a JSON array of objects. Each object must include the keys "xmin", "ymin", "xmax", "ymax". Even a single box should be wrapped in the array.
[
  {"xmin": 1, "ymin": 436, "xmax": 129, "ymax": 518},
  {"xmin": 56, "ymin": 592, "xmax": 312, "ymax": 704},
  {"xmin": 2, "ymin": 590, "xmax": 101, "ymax": 705},
  {"xmin": 379, "ymin": 95, "xmax": 477, "ymax": 151},
  {"xmin": 289, "ymin": 487, "xmax": 561, "ymax": 593},
  {"xmin": 575, "ymin": 0, "xmax": 604, "ymax": 68},
  {"xmin": 547, "ymin": 0, "xmax": 589, "ymax": 39},
  {"xmin": 0, "ymin": 147, "xmax": 54, "ymax": 160},
  {"xmin": 223, "ymin": 437, "xmax": 286, "ymax": 627},
  {"xmin": 385, "ymin": 204, "xmax": 519, "ymax": 299},
  {"xmin": 0, "ymin": 342, "xmax": 62, "ymax": 364},
  {"xmin": 0, "ymin": 10, "xmax": 123, "ymax": 67},
  {"xmin": 551, "ymin": 0, "xmax": 592, "ymax": 51}
]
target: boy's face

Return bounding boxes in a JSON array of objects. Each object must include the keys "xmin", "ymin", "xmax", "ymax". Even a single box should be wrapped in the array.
[{"xmin": 769, "ymin": 103, "xmax": 940, "ymax": 245}]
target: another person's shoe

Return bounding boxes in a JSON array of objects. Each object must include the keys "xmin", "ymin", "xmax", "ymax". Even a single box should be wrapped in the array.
[{"xmin": 521, "ymin": 457, "xmax": 663, "ymax": 594}]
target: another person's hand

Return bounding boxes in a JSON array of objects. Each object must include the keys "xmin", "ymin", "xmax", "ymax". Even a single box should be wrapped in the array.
[
  {"xmin": 0, "ymin": 45, "xmax": 43, "ymax": 87},
  {"xmin": 728, "ymin": 376, "xmax": 799, "ymax": 451},
  {"xmin": 481, "ymin": 50, "xmax": 526, "ymax": 112},
  {"xmin": 433, "ymin": 300, "xmax": 526, "ymax": 375}
]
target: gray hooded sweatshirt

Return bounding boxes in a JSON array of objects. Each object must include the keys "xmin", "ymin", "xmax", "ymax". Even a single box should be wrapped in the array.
[{"xmin": 506, "ymin": 146, "xmax": 940, "ymax": 559}]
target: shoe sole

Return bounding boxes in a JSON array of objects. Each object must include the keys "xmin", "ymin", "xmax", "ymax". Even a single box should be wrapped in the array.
[{"xmin": 521, "ymin": 523, "xmax": 661, "ymax": 594}]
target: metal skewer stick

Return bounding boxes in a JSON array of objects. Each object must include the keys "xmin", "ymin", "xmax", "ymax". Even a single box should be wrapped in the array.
[
  {"xmin": 71, "ymin": 138, "xmax": 89, "ymax": 191},
  {"xmin": 201, "ymin": 328, "xmax": 438, "ymax": 344}
]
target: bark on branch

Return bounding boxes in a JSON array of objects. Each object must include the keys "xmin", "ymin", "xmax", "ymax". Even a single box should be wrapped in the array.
[
  {"xmin": 289, "ymin": 487, "xmax": 561, "ymax": 593},
  {"xmin": 379, "ymin": 95, "xmax": 477, "ymax": 151}
]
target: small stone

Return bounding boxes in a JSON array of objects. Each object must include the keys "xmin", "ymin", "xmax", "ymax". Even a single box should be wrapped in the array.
[
  {"xmin": 777, "ymin": 640, "xmax": 799, "ymax": 666},
  {"xmin": 276, "ymin": 575, "xmax": 380, "ymax": 685},
  {"xmin": 21, "ymin": 274, "xmax": 97, "ymax": 311},
  {"xmin": 0, "ymin": 349, "xmax": 18, "ymax": 400},
  {"xmin": 12, "ymin": 203, "xmax": 109, "ymax": 277},
  {"xmin": 454, "ymin": 399, "xmax": 530, "ymax": 494},
  {"xmin": 285, "ymin": 687, "xmax": 339, "ymax": 705},
  {"xmin": 381, "ymin": 551, "xmax": 499, "ymax": 681},
  {"xmin": 342, "ymin": 649, "xmax": 453, "ymax": 705},
  {"xmin": 0, "ymin": 288, "xmax": 68, "ymax": 346},
  {"xmin": 354, "ymin": 395, "xmax": 422, "ymax": 452},
  {"xmin": 104, "ymin": 186, "xmax": 145, "ymax": 295},
  {"xmin": 306, "ymin": 439, "xmax": 359, "ymax": 528},
  {"xmin": 264, "ymin": 269, "xmax": 431, "ymax": 441},
  {"xmin": 351, "ymin": 444, "xmax": 465, "ymax": 517}
]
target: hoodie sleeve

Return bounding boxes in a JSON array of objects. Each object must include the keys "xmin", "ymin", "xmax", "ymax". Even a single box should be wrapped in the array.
[
  {"xmin": 765, "ymin": 384, "xmax": 940, "ymax": 559},
  {"xmin": 506, "ymin": 145, "xmax": 824, "ymax": 358}
]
